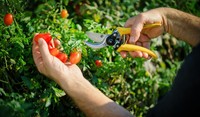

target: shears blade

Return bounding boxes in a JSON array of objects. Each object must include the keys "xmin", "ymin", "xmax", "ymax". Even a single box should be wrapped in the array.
[
  {"xmin": 84, "ymin": 41, "xmax": 108, "ymax": 49},
  {"xmin": 85, "ymin": 32, "xmax": 109, "ymax": 49},
  {"xmin": 86, "ymin": 32, "xmax": 109, "ymax": 42}
]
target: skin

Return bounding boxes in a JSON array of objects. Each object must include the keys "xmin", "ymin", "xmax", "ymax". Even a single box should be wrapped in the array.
[
  {"xmin": 32, "ymin": 39, "xmax": 133, "ymax": 117},
  {"xmin": 32, "ymin": 7, "xmax": 200, "ymax": 117},
  {"xmin": 120, "ymin": 7, "xmax": 200, "ymax": 58}
]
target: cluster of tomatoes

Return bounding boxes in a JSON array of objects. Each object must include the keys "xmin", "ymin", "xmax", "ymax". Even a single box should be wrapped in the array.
[
  {"xmin": 4, "ymin": 9, "xmax": 102, "ymax": 67},
  {"xmin": 34, "ymin": 33, "xmax": 81, "ymax": 64}
]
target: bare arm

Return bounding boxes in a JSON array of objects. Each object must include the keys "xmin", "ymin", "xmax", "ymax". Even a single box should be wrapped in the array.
[
  {"xmin": 162, "ymin": 7, "xmax": 200, "ymax": 46},
  {"xmin": 57, "ymin": 73, "xmax": 133, "ymax": 117},
  {"xmin": 32, "ymin": 38, "xmax": 133, "ymax": 117},
  {"xmin": 122, "ymin": 7, "xmax": 200, "ymax": 58}
]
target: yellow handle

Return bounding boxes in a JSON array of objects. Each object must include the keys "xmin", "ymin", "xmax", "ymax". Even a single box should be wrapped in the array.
[
  {"xmin": 117, "ymin": 44, "xmax": 157, "ymax": 59},
  {"xmin": 117, "ymin": 22, "xmax": 162, "ymax": 36}
]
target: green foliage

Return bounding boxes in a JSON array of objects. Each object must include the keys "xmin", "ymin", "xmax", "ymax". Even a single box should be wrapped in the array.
[{"xmin": 0, "ymin": 0, "xmax": 198, "ymax": 116}]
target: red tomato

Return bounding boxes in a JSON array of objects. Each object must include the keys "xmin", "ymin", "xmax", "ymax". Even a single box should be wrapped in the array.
[
  {"xmin": 49, "ymin": 48, "xmax": 60, "ymax": 56},
  {"xmin": 95, "ymin": 60, "xmax": 102, "ymax": 67},
  {"xmin": 56, "ymin": 53, "xmax": 68, "ymax": 63},
  {"xmin": 4, "ymin": 13, "xmax": 13, "ymax": 26},
  {"xmin": 69, "ymin": 51, "xmax": 81, "ymax": 64},
  {"xmin": 34, "ymin": 33, "xmax": 52, "ymax": 44},
  {"xmin": 60, "ymin": 9, "xmax": 69, "ymax": 18}
]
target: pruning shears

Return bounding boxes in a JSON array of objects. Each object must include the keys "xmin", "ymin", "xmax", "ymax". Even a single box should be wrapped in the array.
[{"xmin": 85, "ymin": 23, "xmax": 161, "ymax": 59}]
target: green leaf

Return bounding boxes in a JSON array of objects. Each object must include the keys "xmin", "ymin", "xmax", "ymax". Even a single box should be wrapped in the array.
[
  {"xmin": 0, "ymin": 88, "xmax": 7, "ymax": 96},
  {"xmin": 21, "ymin": 76, "xmax": 33, "ymax": 89},
  {"xmin": 52, "ymin": 87, "xmax": 66, "ymax": 97},
  {"xmin": 45, "ymin": 97, "xmax": 51, "ymax": 107}
]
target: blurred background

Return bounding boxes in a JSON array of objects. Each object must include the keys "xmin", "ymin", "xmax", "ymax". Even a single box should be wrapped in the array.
[{"xmin": 0, "ymin": 0, "xmax": 199, "ymax": 117}]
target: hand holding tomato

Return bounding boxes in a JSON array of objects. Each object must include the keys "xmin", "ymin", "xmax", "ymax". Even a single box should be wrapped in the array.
[
  {"xmin": 34, "ymin": 33, "xmax": 68, "ymax": 63},
  {"xmin": 34, "ymin": 33, "xmax": 81, "ymax": 64},
  {"xmin": 32, "ymin": 38, "xmax": 83, "ymax": 83}
]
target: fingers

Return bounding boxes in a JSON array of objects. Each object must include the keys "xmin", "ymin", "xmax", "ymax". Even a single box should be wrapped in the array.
[
  {"xmin": 120, "ymin": 51, "xmax": 149, "ymax": 59},
  {"xmin": 128, "ymin": 51, "xmax": 149, "ymax": 59},
  {"xmin": 32, "ymin": 40, "xmax": 41, "ymax": 64},
  {"xmin": 120, "ymin": 51, "xmax": 127, "ymax": 58},
  {"xmin": 120, "ymin": 41, "xmax": 150, "ymax": 59},
  {"xmin": 125, "ymin": 14, "xmax": 146, "ymax": 44},
  {"xmin": 54, "ymin": 39, "xmax": 61, "ymax": 48},
  {"xmin": 38, "ymin": 38, "xmax": 52, "ymax": 63}
]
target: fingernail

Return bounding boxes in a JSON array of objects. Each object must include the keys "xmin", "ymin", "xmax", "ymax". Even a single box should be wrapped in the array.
[
  {"xmin": 38, "ymin": 38, "xmax": 43, "ymax": 43},
  {"xmin": 130, "ymin": 36, "xmax": 135, "ymax": 43}
]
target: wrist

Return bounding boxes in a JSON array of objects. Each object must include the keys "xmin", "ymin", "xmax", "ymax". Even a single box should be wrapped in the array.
[
  {"xmin": 158, "ymin": 7, "xmax": 200, "ymax": 46},
  {"xmin": 56, "ymin": 72, "xmax": 85, "ymax": 92},
  {"xmin": 153, "ymin": 7, "xmax": 171, "ymax": 34}
]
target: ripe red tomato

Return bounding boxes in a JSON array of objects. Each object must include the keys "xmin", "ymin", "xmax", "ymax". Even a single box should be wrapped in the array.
[
  {"xmin": 4, "ymin": 13, "xmax": 13, "ymax": 26},
  {"xmin": 34, "ymin": 33, "xmax": 52, "ymax": 44},
  {"xmin": 69, "ymin": 51, "xmax": 81, "ymax": 64},
  {"xmin": 60, "ymin": 9, "xmax": 69, "ymax": 18},
  {"xmin": 56, "ymin": 53, "xmax": 68, "ymax": 63},
  {"xmin": 95, "ymin": 60, "xmax": 102, "ymax": 67},
  {"xmin": 49, "ymin": 48, "xmax": 60, "ymax": 56}
]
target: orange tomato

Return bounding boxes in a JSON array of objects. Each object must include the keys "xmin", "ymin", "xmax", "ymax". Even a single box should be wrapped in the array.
[
  {"xmin": 60, "ymin": 9, "xmax": 69, "ymax": 18},
  {"xmin": 49, "ymin": 48, "xmax": 60, "ymax": 56},
  {"xmin": 69, "ymin": 51, "xmax": 81, "ymax": 64}
]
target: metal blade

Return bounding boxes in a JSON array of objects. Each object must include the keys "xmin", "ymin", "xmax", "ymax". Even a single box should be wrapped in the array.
[
  {"xmin": 86, "ymin": 32, "xmax": 109, "ymax": 42},
  {"xmin": 84, "ymin": 40, "xmax": 108, "ymax": 49}
]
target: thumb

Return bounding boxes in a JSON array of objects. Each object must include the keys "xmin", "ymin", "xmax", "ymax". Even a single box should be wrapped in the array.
[{"xmin": 38, "ymin": 38, "xmax": 51, "ymax": 62}]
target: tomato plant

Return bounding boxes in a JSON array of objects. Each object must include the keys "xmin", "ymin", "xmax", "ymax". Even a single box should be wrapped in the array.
[
  {"xmin": 95, "ymin": 60, "xmax": 102, "ymax": 67},
  {"xmin": 69, "ymin": 51, "xmax": 81, "ymax": 64},
  {"xmin": 57, "ymin": 53, "xmax": 68, "ymax": 63},
  {"xmin": 61, "ymin": 9, "xmax": 69, "ymax": 18},
  {"xmin": 34, "ymin": 33, "xmax": 52, "ymax": 44},
  {"xmin": 4, "ymin": 13, "xmax": 13, "ymax": 26}
]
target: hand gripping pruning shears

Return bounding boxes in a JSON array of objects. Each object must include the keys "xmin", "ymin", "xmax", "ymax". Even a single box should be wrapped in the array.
[{"xmin": 85, "ymin": 23, "xmax": 161, "ymax": 59}]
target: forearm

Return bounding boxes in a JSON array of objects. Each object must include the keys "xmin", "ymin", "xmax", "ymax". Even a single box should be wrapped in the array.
[
  {"xmin": 161, "ymin": 7, "xmax": 200, "ymax": 46},
  {"xmin": 56, "ymin": 73, "xmax": 133, "ymax": 117}
]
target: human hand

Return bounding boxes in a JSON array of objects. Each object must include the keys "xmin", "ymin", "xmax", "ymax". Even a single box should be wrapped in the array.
[
  {"xmin": 120, "ymin": 8, "xmax": 165, "ymax": 59},
  {"xmin": 32, "ymin": 36, "xmax": 83, "ymax": 83}
]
